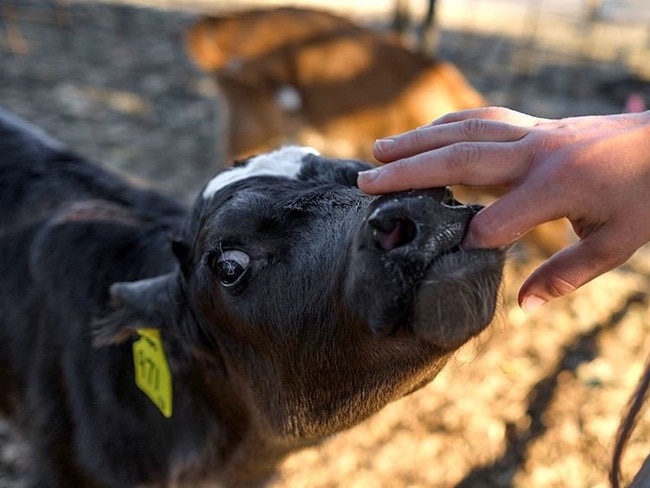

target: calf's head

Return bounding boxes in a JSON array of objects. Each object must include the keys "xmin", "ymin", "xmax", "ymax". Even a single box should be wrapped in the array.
[{"xmin": 101, "ymin": 146, "xmax": 504, "ymax": 442}]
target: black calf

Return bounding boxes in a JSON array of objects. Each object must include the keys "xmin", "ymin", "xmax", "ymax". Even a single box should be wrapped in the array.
[{"xmin": 0, "ymin": 108, "xmax": 504, "ymax": 487}]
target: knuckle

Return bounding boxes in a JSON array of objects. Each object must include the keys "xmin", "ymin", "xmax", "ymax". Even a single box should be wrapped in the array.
[
  {"xmin": 448, "ymin": 142, "xmax": 480, "ymax": 171},
  {"xmin": 545, "ymin": 274, "xmax": 579, "ymax": 298},
  {"xmin": 387, "ymin": 158, "xmax": 408, "ymax": 175},
  {"xmin": 411, "ymin": 127, "xmax": 433, "ymax": 147},
  {"xmin": 459, "ymin": 118, "xmax": 486, "ymax": 140},
  {"xmin": 484, "ymin": 106, "xmax": 508, "ymax": 117},
  {"xmin": 389, "ymin": 158, "xmax": 417, "ymax": 181}
]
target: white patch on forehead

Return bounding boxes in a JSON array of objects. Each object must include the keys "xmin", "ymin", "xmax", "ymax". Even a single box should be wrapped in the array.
[{"xmin": 202, "ymin": 146, "xmax": 319, "ymax": 199}]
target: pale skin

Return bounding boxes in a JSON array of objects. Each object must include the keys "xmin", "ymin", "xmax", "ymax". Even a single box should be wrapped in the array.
[{"xmin": 357, "ymin": 107, "xmax": 650, "ymax": 312}]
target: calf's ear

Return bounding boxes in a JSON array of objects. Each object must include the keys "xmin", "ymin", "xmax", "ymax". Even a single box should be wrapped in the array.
[
  {"xmin": 93, "ymin": 272, "xmax": 180, "ymax": 346},
  {"xmin": 171, "ymin": 238, "xmax": 193, "ymax": 279}
]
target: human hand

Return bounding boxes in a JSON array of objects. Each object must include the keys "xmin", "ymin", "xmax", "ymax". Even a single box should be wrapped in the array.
[{"xmin": 357, "ymin": 107, "xmax": 650, "ymax": 311}]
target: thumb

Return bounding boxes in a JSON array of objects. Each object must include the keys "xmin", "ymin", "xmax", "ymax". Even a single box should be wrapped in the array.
[{"xmin": 518, "ymin": 231, "xmax": 632, "ymax": 312}]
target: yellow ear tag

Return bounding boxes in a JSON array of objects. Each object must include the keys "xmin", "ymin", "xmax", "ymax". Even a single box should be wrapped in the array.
[{"xmin": 133, "ymin": 328, "xmax": 173, "ymax": 418}]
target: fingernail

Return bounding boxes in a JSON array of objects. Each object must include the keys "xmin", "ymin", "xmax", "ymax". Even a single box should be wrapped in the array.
[
  {"xmin": 521, "ymin": 295, "xmax": 546, "ymax": 313},
  {"xmin": 358, "ymin": 168, "xmax": 380, "ymax": 184},
  {"xmin": 374, "ymin": 138, "xmax": 395, "ymax": 153}
]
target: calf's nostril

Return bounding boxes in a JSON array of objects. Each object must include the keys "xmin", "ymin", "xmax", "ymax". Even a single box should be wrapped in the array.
[{"xmin": 370, "ymin": 217, "xmax": 417, "ymax": 251}]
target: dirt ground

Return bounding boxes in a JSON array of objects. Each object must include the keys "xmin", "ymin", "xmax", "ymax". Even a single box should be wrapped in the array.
[{"xmin": 1, "ymin": 1, "xmax": 650, "ymax": 487}]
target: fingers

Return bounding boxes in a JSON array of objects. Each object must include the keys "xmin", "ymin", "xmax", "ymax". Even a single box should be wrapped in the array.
[
  {"xmin": 359, "ymin": 107, "xmax": 545, "ymax": 194},
  {"xmin": 462, "ymin": 178, "xmax": 561, "ymax": 249},
  {"xmin": 371, "ymin": 107, "xmax": 542, "ymax": 164},
  {"xmin": 360, "ymin": 141, "xmax": 531, "ymax": 194},
  {"xmin": 372, "ymin": 117, "xmax": 533, "ymax": 165},
  {"xmin": 518, "ymin": 228, "xmax": 634, "ymax": 311},
  {"xmin": 428, "ymin": 106, "xmax": 544, "ymax": 127},
  {"xmin": 359, "ymin": 111, "xmax": 542, "ymax": 194}
]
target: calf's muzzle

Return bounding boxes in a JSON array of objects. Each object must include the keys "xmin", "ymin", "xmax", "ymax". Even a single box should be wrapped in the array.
[{"xmin": 347, "ymin": 188, "xmax": 503, "ymax": 350}]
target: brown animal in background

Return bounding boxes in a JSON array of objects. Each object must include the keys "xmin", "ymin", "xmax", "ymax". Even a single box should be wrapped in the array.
[
  {"xmin": 186, "ymin": 7, "xmax": 486, "ymax": 160},
  {"xmin": 186, "ymin": 6, "xmax": 360, "ymax": 73},
  {"xmin": 186, "ymin": 7, "xmax": 572, "ymax": 258}
]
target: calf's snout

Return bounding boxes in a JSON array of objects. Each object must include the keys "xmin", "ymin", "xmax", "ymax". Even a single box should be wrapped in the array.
[
  {"xmin": 346, "ymin": 188, "xmax": 490, "ymax": 339},
  {"xmin": 363, "ymin": 189, "xmax": 477, "ymax": 257},
  {"xmin": 345, "ymin": 187, "xmax": 504, "ymax": 348}
]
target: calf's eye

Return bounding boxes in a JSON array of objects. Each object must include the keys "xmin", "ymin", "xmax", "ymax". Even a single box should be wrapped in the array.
[{"xmin": 214, "ymin": 250, "xmax": 250, "ymax": 286}]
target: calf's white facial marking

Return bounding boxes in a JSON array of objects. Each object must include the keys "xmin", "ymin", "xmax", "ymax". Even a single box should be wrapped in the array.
[{"xmin": 202, "ymin": 146, "xmax": 319, "ymax": 199}]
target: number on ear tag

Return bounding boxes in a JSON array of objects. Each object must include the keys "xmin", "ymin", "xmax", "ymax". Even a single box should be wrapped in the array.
[{"xmin": 133, "ymin": 328, "xmax": 173, "ymax": 418}]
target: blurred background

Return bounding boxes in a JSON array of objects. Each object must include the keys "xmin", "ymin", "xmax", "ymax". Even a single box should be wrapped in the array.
[{"xmin": 1, "ymin": 0, "xmax": 650, "ymax": 486}]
